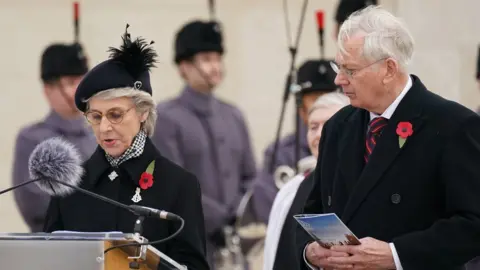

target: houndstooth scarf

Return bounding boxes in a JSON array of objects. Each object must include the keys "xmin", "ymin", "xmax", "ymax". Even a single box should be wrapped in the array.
[{"xmin": 105, "ymin": 130, "xmax": 147, "ymax": 167}]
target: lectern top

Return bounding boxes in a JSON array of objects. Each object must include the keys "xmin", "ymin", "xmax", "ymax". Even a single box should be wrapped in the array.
[{"xmin": 0, "ymin": 231, "xmax": 135, "ymax": 241}]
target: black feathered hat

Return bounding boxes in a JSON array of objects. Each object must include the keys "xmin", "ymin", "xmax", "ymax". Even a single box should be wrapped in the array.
[
  {"xmin": 297, "ymin": 59, "xmax": 338, "ymax": 95},
  {"xmin": 75, "ymin": 24, "xmax": 157, "ymax": 112},
  {"xmin": 41, "ymin": 42, "xmax": 88, "ymax": 83},
  {"xmin": 174, "ymin": 20, "xmax": 224, "ymax": 64}
]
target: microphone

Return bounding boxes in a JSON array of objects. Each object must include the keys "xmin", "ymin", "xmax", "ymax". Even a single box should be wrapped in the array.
[
  {"xmin": 316, "ymin": 10, "xmax": 325, "ymax": 58},
  {"xmin": 28, "ymin": 137, "xmax": 83, "ymax": 196},
  {"xmin": 16, "ymin": 137, "xmax": 187, "ymax": 259},
  {"xmin": 25, "ymin": 137, "xmax": 180, "ymax": 223},
  {"xmin": 129, "ymin": 205, "xmax": 182, "ymax": 222}
]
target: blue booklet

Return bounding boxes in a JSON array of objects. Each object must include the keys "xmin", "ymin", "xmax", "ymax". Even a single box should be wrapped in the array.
[{"xmin": 294, "ymin": 213, "xmax": 361, "ymax": 249}]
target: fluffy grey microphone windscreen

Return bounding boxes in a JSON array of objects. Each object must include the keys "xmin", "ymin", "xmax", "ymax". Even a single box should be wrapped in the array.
[{"xmin": 28, "ymin": 137, "xmax": 84, "ymax": 196}]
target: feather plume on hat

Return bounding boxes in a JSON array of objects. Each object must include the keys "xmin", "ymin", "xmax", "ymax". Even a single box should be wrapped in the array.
[{"xmin": 108, "ymin": 24, "xmax": 158, "ymax": 79}]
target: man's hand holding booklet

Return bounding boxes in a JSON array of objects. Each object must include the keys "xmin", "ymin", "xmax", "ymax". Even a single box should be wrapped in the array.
[
  {"xmin": 296, "ymin": 213, "xmax": 397, "ymax": 269},
  {"xmin": 295, "ymin": 213, "xmax": 361, "ymax": 248}
]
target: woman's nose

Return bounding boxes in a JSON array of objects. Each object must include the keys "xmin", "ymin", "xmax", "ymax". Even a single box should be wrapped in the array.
[{"xmin": 99, "ymin": 117, "xmax": 111, "ymax": 132}]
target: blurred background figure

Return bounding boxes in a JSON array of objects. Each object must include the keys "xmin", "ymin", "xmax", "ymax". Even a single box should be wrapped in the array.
[
  {"xmin": 11, "ymin": 42, "xmax": 95, "ymax": 232},
  {"xmin": 151, "ymin": 19, "xmax": 257, "ymax": 269},
  {"xmin": 263, "ymin": 92, "xmax": 349, "ymax": 270},
  {"xmin": 251, "ymin": 59, "xmax": 337, "ymax": 224},
  {"xmin": 333, "ymin": 0, "xmax": 378, "ymax": 39}
]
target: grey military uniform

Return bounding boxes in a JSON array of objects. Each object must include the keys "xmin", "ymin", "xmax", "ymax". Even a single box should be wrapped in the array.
[
  {"xmin": 12, "ymin": 110, "xmax": 96, "ymax": 232},
  {"xmin": 152, "ymin": 86, "xmax": 257, "ymax": 266}
]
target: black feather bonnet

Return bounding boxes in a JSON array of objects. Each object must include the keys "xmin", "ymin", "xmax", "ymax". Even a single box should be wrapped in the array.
[
  {"xmin": 75, "ymin": 24, "xmax": 158, "ymax": 112},
  {"xmin": 174, "ymin": 20, "xmax": 223, "ymax": 64}
]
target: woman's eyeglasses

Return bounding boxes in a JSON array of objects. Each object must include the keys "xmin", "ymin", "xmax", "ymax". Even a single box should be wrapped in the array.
[{"xmin": 84, "ymin": 107, "xmax": 134, "ymax": 125}]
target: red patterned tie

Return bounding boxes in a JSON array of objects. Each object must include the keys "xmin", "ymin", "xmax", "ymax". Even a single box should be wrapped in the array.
[{"xmin": 365, "ymin": 117, "xmax": 388, "ymax": 163}]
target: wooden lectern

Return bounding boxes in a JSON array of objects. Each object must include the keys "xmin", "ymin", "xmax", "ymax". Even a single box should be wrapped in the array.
[{"xmin": 0, "ymin": 232, "xmax": 187, "ymax": 270}]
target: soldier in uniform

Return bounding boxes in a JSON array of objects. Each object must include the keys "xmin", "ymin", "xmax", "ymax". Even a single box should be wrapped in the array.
[
  {"xmin": 12, "ymin": 43, "xmax": 96, "ymax": 232},
  {"xmin": 251, "ymin": 60, "xmax": 338, "ymax": 224},
  {"xmin": 151, "ymin": 20, "xmax": 257, "ymax": 268}
]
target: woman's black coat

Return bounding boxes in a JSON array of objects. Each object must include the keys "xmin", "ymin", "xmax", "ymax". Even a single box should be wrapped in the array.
[{"xmin": 44, "ymin": 138, "xmax": 210, "ymax": 270}]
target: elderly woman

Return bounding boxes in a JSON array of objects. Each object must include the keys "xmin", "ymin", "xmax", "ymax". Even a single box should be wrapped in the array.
[
  {"xmin": 263, "ymin": 92, "xmax": 349, "ymax": 270},
  {"xmin": 43, "ymin": 26, "xmax": 209, "ymax": 270}
]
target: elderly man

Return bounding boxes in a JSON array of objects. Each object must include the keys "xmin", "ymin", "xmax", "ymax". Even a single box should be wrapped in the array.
[{"xmin": 298, "ymin": 6, "xmax": 480, "ymax": 270}]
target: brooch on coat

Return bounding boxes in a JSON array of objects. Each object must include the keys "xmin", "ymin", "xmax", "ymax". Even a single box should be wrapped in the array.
[{"xmin": 131, "ymin": 160, "xmax": 155, "ymax": 203}]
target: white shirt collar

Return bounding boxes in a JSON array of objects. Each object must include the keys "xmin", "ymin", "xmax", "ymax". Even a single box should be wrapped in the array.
[{"xmin": 370, "ymin": 75, "xmax": 413, "ymax": 120}]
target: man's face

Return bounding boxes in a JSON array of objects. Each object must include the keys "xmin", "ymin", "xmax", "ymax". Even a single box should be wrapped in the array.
[
  {"xmin": 180, "ymin": 51, "xmax": 223, "ymax": 92},
  {"xmin": 333, "ymin": 35, "xmax": 387, "ymax": 112},
  {"xmin": 44, "ymin": 75, "xmax": 83, "ymax": 118}
]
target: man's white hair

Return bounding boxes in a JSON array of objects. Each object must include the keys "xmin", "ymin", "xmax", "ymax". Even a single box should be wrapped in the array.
[
  {"xmin": 309, "ymin": 91, "xmax": 350, "ymax": 115},
  {"xmin": 86, "ymin": 88, "xmax": 157, "ymax": 137},
  {"xmin": 338, "ymin": 5, "xmax": 415, "ymax": 71}
]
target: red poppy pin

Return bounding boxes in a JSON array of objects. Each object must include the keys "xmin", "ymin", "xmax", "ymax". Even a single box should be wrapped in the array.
[
  {"xmin": 396, "ymin": 122, "xmax": 413, "ymax": 148},
  {"xmin": 139, "ymin": 160, "xmax": 155, "ymax": 190}
]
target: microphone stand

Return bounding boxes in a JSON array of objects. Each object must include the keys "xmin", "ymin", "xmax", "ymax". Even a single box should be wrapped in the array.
[
  {"xmin": 208, "ymin": 0, "xmax": 215, "ymax": 20},
  {"xmin": 73, "ymin": 2, "xmax": 80, "ymax": 43},
  {"xmin": 269, "ymin": 0, "xmax": 309, "ymax": 174}
]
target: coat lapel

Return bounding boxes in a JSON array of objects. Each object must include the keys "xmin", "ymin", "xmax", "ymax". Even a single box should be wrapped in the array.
[
  {"xmin": 338, "ymin": 109, "xmax": 369, "ymax": 195},
  {"xmin": 341, "ymin": 76, "xmax": 428, "ymax": 223}
]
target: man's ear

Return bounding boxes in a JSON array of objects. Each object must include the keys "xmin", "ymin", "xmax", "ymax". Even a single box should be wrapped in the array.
[{"xmin": 382, "ymin": 58, "xmax": 399, "ymax": 84}]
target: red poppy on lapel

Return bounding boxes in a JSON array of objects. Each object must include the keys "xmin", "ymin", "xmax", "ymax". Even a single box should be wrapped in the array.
[
  {"xmin": 139, "ymin": 160, "xmax": 155, "ymax": 190},
  {"xmin": 396, "ymin": 122, "xmax": 413, "ymax": 148}
]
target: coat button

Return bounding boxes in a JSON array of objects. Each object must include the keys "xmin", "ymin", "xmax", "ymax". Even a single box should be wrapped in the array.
[
  {"xmin": 327, "ymin": 195, "xmax": 332, "ymax": 206},
  {"xmin": 391, "ymin": 194, "xmax": 401, "ymax": 204}
]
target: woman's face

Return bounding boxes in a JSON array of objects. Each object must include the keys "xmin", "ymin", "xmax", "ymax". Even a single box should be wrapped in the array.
[
  {"xmin": 86, "ymin": 96, "xmax": 148, "ymax": 158},
  {"xmin": 307, "ymin": 105, "xmax": 343, "ymax": 158}
]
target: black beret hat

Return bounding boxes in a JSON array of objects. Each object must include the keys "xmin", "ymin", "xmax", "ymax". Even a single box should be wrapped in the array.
[
  {"xmin": 41, "ymin": 43, "xmax": 88, "ymax": 83},
  {"xmin": 174, "ymin": 20, "xmax": 224, "ymax": 64},
  {"xmin": 335, "ymin": 0, "xmax": 378, "ymax": 25},
  {"xmin": 75, "ymin": 25, "xmax": 158, "ymax": 112},
  {"xmin": 297, "ymin": 59, "xmax": 338, "ymax": 95}
]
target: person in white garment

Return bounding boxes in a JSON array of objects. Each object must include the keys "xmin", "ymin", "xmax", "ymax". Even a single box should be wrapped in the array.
[{"xmin": 263, "ymin": 92, "xmax": 349, "ymax": 270}]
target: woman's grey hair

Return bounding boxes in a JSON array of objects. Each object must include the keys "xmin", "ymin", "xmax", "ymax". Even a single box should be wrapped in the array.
[
  {"xmin": 308, "ymin": 91, "xmax": 350, "ymax": 115},
  {"xmin": 337, "ymin": 5, "xmax": 415, "ymax": 72},
  {"xmin": 85, "ymin": 88, "xmax": 157, "ymax": 137}
]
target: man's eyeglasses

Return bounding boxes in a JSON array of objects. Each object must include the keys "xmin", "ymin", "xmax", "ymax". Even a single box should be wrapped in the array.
[
  {"xmin": 330, "ymin": 58, "xmax": 387, "ymax": 78},
  {"xmin": 84, "ymin": 107, "xmax": 135, "ymax": 125}
]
